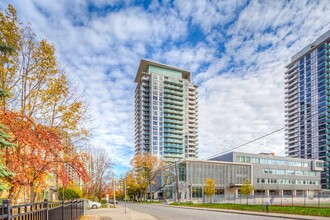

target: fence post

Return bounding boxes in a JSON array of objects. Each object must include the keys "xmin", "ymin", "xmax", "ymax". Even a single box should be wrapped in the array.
[
  {"xmin": 234, "ymin": 193, "xmax": 235, "ymax": 204},
  {"xmin": 3, "ymin": 199, "xmax": 11, "ymax": 220},
  {"xmin": 83, "ymin": 200, "xmax": 85, "ymax": 215},
  {"xmin": 44, "ymin": 199, "xmax": 49, "ymax": 220},
  {"xmin": 75, "ymin": 200, "xmax": 77, "ymax": 219},
  {"xmin": 82, "ymin": 200, "xmax": 86, "ymax": 215},
  {"xmin": 318, "ymin": 191, "xmax": 320, "ymax": 208},
  {"xmin": 62, "ymin": 199, "xmax": 64, "ymax": 220},
  {"xmin": 71, "ymin": 200, "xmax": 73, "ymax": 220}
]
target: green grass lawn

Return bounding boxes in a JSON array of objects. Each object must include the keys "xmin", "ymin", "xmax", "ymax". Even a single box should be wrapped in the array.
[
  {"xmin": 170, "ymin": 203, "xmax": 330, "ymax": 217},
  {"xmin": 138, "ymin": 200, "xmax": 164, "ymax": 204}
]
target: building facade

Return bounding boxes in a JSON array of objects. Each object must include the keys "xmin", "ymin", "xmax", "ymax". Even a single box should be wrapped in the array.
[
  {"xmin": 134, "ymin": 59, "xmax": 199, "ymax": 162},
  {"xmin": 164, "ymin": 159, "xmax": 252, "ymax": 202},
  {"xmin": 162, "ymin": 152, "xmax": 323, "ymax": 202},
  {"xmin": 210, "ymin": 152, "xmax": 323, "ymax": 197},
  {"xmin": 284, "ymin": 30, "xmax": 330, "ymax": 189}
]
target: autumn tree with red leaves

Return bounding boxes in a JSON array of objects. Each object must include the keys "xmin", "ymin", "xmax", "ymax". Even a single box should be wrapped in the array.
[{"xmin": 0, "ymin": 112, "xmax": 88, "ymax": 202}]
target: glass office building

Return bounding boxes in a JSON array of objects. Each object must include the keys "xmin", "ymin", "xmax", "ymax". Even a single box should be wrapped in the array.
[
  {"xmin": 164, "ymin": 159, "xmax": 252, "ymax": 202},
  {"xmin": 285, "ymin": 30, "xmax": 330, "ymax": 189},
  {"xmin": 164, "ymin": 152, "xmax": 322, "ymax": 202},
  {"xmin": 134, "ymin": 59, "xmax": 199, "ymax": 162},
  {"xmin": 211, "ymin": 152, "xmax": 323, "ymax": 197}
]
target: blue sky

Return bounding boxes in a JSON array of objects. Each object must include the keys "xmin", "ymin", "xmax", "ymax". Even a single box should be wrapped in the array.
[{"xmin": 2, "ymin": 0, "xmax": 330, "ymax": 176}]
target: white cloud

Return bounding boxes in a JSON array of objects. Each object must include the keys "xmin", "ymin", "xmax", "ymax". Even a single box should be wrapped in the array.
[
  {"xmin": 153, "ymin": 43, "xmax": 216, "ymax": 73},
  {"xmin": 2, "ymin": 0, "xmax": 330, "ymax": 175},
  {"xmin": 174, "ymin": 0, "xmax": 247, "ymax": 32},
  {"xmin": 193, "ymin": 0, "xmax": 330, "ymax": 159},
  {"xmin": 198, "ymin": 64, "xmax": 285, "ymax": 159}
]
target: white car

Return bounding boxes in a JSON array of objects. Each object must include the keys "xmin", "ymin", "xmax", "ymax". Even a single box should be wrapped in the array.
[{"xmin": 88, "ymin": 200, "xmax": 101, "ymax": 209}]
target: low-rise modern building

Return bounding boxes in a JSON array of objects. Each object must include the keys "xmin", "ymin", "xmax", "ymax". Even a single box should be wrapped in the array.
[
  {"xmin": 162, "ymin": 152, "xmax": 323, "ymax": 202},
  {"xmin": 163, "ymin": 159, "xmax": 252, "ymax": 202},
  {"xmin": 210, "ymin": 152, "xmax": 323, "ymax": 197}
]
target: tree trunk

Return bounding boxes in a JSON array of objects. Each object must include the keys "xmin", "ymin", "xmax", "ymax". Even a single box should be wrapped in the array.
[
  {"xmin": 30, "ymin": 183, "xmax": 35, "ymax": 203},
  {"xmin": 149, "ymin": 183, "xmax": 152, "ymax": 201},
  {"xmin": 14, "ymin": 186, "xmax": 22, "ymax": 204},
  {"xmin": 8, "ymin": 186, "xmax": 14, "ymax": 201}
]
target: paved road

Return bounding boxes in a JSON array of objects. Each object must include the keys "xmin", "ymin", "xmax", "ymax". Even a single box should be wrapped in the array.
[{"xmin": 125, "ymin": 203, "xmax": 294, "ymax": 220}]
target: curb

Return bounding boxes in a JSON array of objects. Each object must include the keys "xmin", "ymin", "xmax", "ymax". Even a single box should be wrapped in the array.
[
  {"xmin": 156, "ymin": 204, "xmax": 328, "ymax": 220},
  {"xmin": 80, "ymin": 215, "xmax": 101, "ymax": 220}
]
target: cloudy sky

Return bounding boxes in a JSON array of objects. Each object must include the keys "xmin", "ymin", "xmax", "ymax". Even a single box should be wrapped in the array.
[{"xmin": 2, "ymin": 0, "xmax": 330, "ymax": 175}]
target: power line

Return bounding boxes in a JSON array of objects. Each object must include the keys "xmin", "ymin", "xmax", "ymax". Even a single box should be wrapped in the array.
[
  {"xmin": 204, "ymin": 104, "xmax": 328, "ymax": 160},
  {"xmin": 204, "ymin": 127, "xmax": 285, "ymax": 160}
]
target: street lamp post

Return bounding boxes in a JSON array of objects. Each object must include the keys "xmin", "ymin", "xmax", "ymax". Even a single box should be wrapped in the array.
[
  {"xmin": 189, "ymin": 184, "xmax": 192, "ymax": 202},
  {"xmin": 167, "ymin": 162, "xmax": 180, "ymax": 203},
  {"xmin": 124, "ymin": 180, "xmax": 127, "ymax": 214},
  {"xmin": 113, "ymin": 172, "xmax": 116, "ymax": 208},
  {"xmin": 174, "ymin": 161, "xmax": 180, "ymax": 203}
]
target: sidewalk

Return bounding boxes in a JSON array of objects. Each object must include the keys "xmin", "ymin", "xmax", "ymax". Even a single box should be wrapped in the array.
[
  {"xmin": 166, "ymin": 204, "xmax": 330, "ymax": 220},
  {"xmin": 85, "ymin": 205, "xmax": 156, "ymax": 220},
  {"xmin": 83, "ymin": 204, "xmax": 329, "ymax": 220}
]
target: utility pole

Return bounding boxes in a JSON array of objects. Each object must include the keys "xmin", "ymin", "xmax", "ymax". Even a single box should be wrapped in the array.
[
  {"xmin": 113, "ymin": 172, "xmax": 116, "ymax": 208},
  {"xmin": 175, "ymin": 161, "xmax": 180, "ymax": 203},
  {"xmin": 124, "ymin": 179, "xmax": 127, "ymax": 214}
]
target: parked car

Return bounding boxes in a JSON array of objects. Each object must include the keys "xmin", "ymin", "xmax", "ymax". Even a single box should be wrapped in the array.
[
  {"xmin": 88, "ymin": 200, "xmax": 101, "ymax": 209},
  {"xmin": 108, "ymin": 200, "xmax": 118, "ymax": 204}
]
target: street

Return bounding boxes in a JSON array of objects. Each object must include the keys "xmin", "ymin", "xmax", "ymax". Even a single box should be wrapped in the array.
[{"xmin": 125, "ymin": 203, "xmax": 295, "ymax": 220}]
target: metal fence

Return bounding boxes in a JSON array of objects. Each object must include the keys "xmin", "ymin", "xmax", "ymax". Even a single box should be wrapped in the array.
[
  {"xmin": 187, "ymin": 193, "xmax": 330, "ymax": 207},
  {"xmin": 0, "ymin": 199, "xmax": 84, "ymax": 220}
]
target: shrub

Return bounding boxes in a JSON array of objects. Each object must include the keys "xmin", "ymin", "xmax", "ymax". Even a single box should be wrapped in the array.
[{"xmin": 59, "ymin": 188, "xmax": 81, "ymax": 200}]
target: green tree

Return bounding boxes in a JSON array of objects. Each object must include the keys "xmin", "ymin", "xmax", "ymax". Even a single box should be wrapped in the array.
[
  {"xmin": 0, "ymin": 124, "xmax": 14, "ymax": 192},
  {"xmin": 204, "ymin": 178, "xmax": 215, "ymax": 203},
  {"xmin": 58, "ymin": 187, "xmax": 81, "ymax": 200},
  {"xmin": 0, "ymin": 27, "xmax": 16, "ymax": 193},
  {"xmin": 240, "ymin": 178, "xmax": 254, "ymax": 205},
  {"xmin": 0, "ymin": 90, "xmax": 14, "ymax": 192},
  {"xmin": 0, "ymin": 43, "xmax": 14, "ymax": 55}
]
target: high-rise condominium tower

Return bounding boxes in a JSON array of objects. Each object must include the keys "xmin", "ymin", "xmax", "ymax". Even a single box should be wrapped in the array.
[
  {"xmin": 134, "ymin": 59, "xmax": 199, "ymax": 162},
  {"xmin": 285, "ymin": 30, "xmax": 330, "ymax": 189}
]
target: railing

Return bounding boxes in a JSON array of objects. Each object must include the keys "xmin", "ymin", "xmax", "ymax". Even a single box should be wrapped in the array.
[
  {"xmin": 164, "ymin": 119, "xmax": 183, "ymax": 125},
  {"xmin": 164, "ymin": 83, "xmax": 183, "ymax": 91},
  {"xmin": 0, "ymin": 199, "xmax": 84, "ymax": 220},
  {"xmin": 164, "ymin": 129, "xmax": 184, "ymax": 134},
  {"xmin": 164, "ymin": 123, "xmax": 183, "ymax": 129},
  {"xmin": 164, "ymin": 114, "xmax": 183, "ymax": 120}
]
